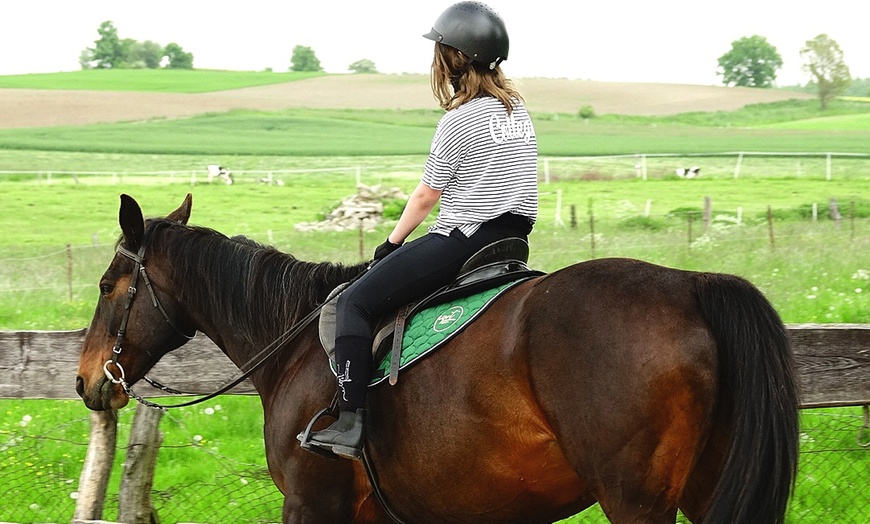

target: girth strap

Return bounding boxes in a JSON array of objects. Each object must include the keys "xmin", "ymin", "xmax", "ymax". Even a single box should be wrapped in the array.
[{"xmin": 389, "ymin": 305, "xmax": 413, "ymax": 386}]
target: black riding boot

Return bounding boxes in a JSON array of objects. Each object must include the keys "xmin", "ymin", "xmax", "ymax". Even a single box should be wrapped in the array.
[
  {"xmin": 304, "ymin": 336, "xmax": 370, "ymax": 460},
  {"xmin": 305, "ymin": 408, "xmax": 366, "ymax": 460}
]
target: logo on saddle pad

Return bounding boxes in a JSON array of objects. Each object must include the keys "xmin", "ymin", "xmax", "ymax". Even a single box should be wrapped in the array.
[
  {"xmin": 368, "ymin": 282, "xmax": 518, "ymax": 386},
  {"xmin": 434, "ymin": 306, "xmax": 465, "ymax": 333}
]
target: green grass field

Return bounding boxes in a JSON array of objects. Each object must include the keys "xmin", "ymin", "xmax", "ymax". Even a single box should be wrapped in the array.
[
  {"xmin": 3, "ymin": 399, "xmax": 867, "ymax": 523},
  {"xmin": 1, "ymin": 70, "xmax": 868, "ymax": 523},
  {"xmin": 0, "ymin": 69, "xmax": 322, "ymax": 93},
  {"xmin": 2, "ymin": 100, "xmax": 870, "ymax": 156},
  {"xmin": 1, "ymin": 172, "xmax": 868, "ymax": 330}
]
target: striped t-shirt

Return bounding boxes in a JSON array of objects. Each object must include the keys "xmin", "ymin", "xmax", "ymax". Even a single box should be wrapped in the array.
[{"xmin": 422, "ymin": 96, "xmax": 538, "ymax": 237}]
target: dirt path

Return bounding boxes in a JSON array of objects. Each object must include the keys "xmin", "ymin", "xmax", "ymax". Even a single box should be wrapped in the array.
[{"xmin": 0, "ymin": 74, "xmax": 813, "ymax": 129}]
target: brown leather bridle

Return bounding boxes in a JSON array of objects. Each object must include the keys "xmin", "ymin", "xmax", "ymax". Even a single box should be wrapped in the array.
[
  {"xmin": 102, "ymin": 243, "xmax": 196, "ymax": 390},
  {"xmin": 101, "ymin": 242, "xmax": 324, "ymax": 411}
]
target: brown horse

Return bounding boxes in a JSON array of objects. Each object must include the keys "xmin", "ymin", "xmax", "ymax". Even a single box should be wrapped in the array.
[{"xmin": 76, "ymin": 194, "xmax": 799, "ymax": 523}]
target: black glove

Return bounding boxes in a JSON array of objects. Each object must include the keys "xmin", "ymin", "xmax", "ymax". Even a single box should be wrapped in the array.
[{"xmin": 372, "ymin": 239, "xmax": 402, "ymax": 263}]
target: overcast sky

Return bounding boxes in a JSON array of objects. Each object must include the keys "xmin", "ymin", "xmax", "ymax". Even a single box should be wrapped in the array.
[{"xmin": 1, "ymin": 0, "xmax": 867, "ymax": 86}]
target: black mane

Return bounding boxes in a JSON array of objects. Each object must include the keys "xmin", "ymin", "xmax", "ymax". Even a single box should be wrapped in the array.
[{"xmin": 145, "ymin": 218, "xmax": 368, "ymax": 343}]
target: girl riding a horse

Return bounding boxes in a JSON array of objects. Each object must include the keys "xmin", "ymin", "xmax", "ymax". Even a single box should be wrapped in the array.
[{"xmin": 303, "ymin": 1, "xmax": 539, "ymax": 460}]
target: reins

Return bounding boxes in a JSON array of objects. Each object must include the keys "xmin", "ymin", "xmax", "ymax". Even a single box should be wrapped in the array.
[
  {"xmin": 99, "ymin": 239, "xmax": 410, "ymax": 522},
  {"xmin": 123, "ymin": 305, "xmax": 323, "ymax": 411},
  {"xmin": 101, "ymin": 241, "xmax": 328, "ymax": 411}
]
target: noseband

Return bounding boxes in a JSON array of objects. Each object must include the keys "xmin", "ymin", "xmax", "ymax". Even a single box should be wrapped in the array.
[
  {"xmin": 102, "ymin": 243, "xmax": 196, "ymax": 387},
  {"xmin": 99, "ymin": 238, "xmax": 330, "ymax": 411}
]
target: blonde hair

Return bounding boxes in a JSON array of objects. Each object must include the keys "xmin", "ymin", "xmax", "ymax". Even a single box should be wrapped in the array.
[{"xmin": 430, "ymin": 43, "xmax": 522, "ymax": 113}]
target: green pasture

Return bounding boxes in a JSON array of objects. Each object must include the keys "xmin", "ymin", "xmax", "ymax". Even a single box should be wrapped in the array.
[
  {"xmin": 2, "ymin": 101, "xmax": 870, "ymax": 156},
  {"xmin": 1, "ymin": 70, "xmax": 870, "ymax": 157},
  {"xmin": 0, "ymin": 69, "xmax": 321, "ymax": 93},
  {"xmin": 1, "ymin": 173, "xmax": 868, "ymax": 331},
  {"xmin": 1, "ymin": 71, "xmax": 868, "ymax": 523},
  {"xmin": 2, "ymin": 398, "xmax": 867, "ymax": 523}
]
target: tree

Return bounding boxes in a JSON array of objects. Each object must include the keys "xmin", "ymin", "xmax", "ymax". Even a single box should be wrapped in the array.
[
  {"xmin": 91, "ymin": 21, "xmax": 125, "ymax": 69},
  {"xmin": 348, "ymin": 59, "xmax": 378, "ymax": 74},
  {"xmin": 164, "ymin": 43, "xmax": 194, "ymax": 69},
  {"xmin": 717, "ymin": 35, "xmax": 782, "ymax": 88},
  {"xmin": 128, "ymin": 40, "xmax": 164, "ymax": 69},
  {"xmin": 79, "ymin": 48, "xmax": 94, "ymax": 70},
  {"xmin": 290, "ymin": 45, "xmax": 322, "ymax": 72},
  {"xmin": 801, "ymin": 34, "xmax": 851, "ymax": 110}
]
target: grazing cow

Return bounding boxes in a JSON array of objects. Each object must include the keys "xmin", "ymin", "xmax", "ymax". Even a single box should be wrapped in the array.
[
  {"xmin": 676, "ymin": 166, "xmax": 701, "ymax": 178},
  {"xmin": 207, "ymin": 164, "xmax": 234, "ymax": 185}
]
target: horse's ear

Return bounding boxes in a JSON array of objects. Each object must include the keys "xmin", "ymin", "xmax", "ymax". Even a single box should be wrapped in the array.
[
  {"xmin": 166, "ymin": 193, "xmax": 193, "ymax": 225},
  {"xmin": 119, "ymin": 194, "xmax": 145, "ymax": 251}
]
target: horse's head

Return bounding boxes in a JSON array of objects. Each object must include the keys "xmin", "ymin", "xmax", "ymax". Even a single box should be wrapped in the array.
[{"xmin": 76, "ymin": 194, "xmax": 197, "ymax": 411}]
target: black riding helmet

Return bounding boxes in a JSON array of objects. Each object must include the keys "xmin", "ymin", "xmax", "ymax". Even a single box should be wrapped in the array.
[{"xmin": 423, "ymin": 1, "xmax": 509, "ymax": 70}]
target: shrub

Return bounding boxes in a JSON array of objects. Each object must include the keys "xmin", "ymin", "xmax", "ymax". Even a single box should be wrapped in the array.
[
  {"xmin": 617, "ymin": 216, "xmax": 667, "ymax": 231},
  {"xmin": 577, "ymin": 105, "xmax": 595, "ymax": 119}
]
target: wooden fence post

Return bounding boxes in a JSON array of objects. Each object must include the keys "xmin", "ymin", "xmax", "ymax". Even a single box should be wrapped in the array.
[
  {"xmin": 703, "ymin": 197, "xmax": 712, "ymax": 234},
  {"xmin": 74, "ymin": 410, "xmax": 118, "ymax": 521},
  {"xmin": 826, "ymin": 152, "xmax": 832, "ymax": 181},
  {"xmin": 687, "ymin": 214, "xmax": 694, "ymax": 247},
  {"xmin": 767, "ymin": 206, "xmax": 776, "ymax": 251},
  {"xmin": 587, "ymin": 199, "xmax": 596, "ymax": 258},
  {"xmin": 118, "ymin": 403, "xmax": 164, "ymax": 524},
  {"xmin": 66, "ymin": 244, "xmax": 74, "ymax": 302},
  {"xmin": 830, "ymin": 198, "xmax": 842, "ymax": 226},
  {"xmin": 850, "ymin": 201, "xmax": 856, "ymax": 241}
]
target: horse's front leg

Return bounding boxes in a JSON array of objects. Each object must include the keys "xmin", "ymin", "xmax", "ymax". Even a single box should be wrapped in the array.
[{"xmin": 281, "ymin": 468, "xmax": 390, "ymax": 524}]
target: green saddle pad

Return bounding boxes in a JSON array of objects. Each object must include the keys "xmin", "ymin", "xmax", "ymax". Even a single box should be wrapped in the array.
[{"xmin": 368, "ymin": 281, "xmax": 519, "ymax": 387}]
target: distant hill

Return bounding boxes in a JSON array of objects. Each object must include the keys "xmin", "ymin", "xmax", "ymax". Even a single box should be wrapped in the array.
[{"xmin": 0, "ymin": 74, "xmax": 814, "ymax": 129}]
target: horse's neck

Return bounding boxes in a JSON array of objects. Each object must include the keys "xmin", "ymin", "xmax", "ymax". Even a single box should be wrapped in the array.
[{"xmin": 173, "ymin": 240, "xmax": 363, "ymax": 381}]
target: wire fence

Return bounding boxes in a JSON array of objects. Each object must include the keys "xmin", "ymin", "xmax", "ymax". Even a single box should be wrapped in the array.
[
  {"xmin": 1, "ymin": 401, "xmax": 867, "ymax": 523},
  {"xmin": 0, "ymin": 399, "xmax": 284, "ymax": 524},
  {"xmin": 1, "ymin": 150, "xmax": 868, "ymax": 329},
  {"xmin": 1, "ymin": 151, "xmax": 870, "ymax": 186},
  {"xmin": 1, "ymin": 152, "xmax": 868, "ymax": 521}
]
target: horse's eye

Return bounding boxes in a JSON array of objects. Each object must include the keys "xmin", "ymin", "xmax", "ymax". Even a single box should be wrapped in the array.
[{"xmin": 99, "ymin": 283, "xmax": 114, "ymax": 296}]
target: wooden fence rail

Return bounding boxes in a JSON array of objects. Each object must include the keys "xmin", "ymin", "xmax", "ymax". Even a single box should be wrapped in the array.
[
  {"xmin": 1, "ymin": 325, "xmax": 868, "ymax": 523},
  {"xmin": 1, "ymin": 324, "xmax": 868, "ymax": 406}
]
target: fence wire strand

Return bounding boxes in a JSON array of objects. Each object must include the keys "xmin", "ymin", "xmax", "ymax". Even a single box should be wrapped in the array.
[{"xmin": 1, "ymin": 405, "xmax": 868, "ymax": 523}]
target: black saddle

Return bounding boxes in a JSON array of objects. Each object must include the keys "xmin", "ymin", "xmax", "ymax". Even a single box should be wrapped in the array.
[{"xmin": 318, "ymin": 237, "xmax": 544, "ymax": 372}]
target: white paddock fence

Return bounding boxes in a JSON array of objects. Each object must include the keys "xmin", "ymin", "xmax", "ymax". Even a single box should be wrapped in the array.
[{"xmin": 1, "ymin": 151, "xmax": 870, "ymax": 186}]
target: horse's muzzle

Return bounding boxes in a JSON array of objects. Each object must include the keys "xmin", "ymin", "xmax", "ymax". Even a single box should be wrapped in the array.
[{"xmin": 76, "ymin": 374, "xmax": 129, "ymax": 411}]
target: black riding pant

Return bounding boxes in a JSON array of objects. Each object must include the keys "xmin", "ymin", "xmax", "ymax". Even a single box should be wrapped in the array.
[{"xmin": 333, "ymin": 218, "xmax": 530, "ymax": 410}]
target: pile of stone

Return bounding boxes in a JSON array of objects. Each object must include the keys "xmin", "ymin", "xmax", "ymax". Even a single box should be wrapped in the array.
[{"xmin": 294, "ymin": 184, "xmax": 408, "ymax": 232}]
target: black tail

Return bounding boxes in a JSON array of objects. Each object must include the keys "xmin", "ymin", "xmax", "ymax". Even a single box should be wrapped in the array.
[{"xmin": 694, "ymin": 273, "xmax": 799, "ymax": 524}]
